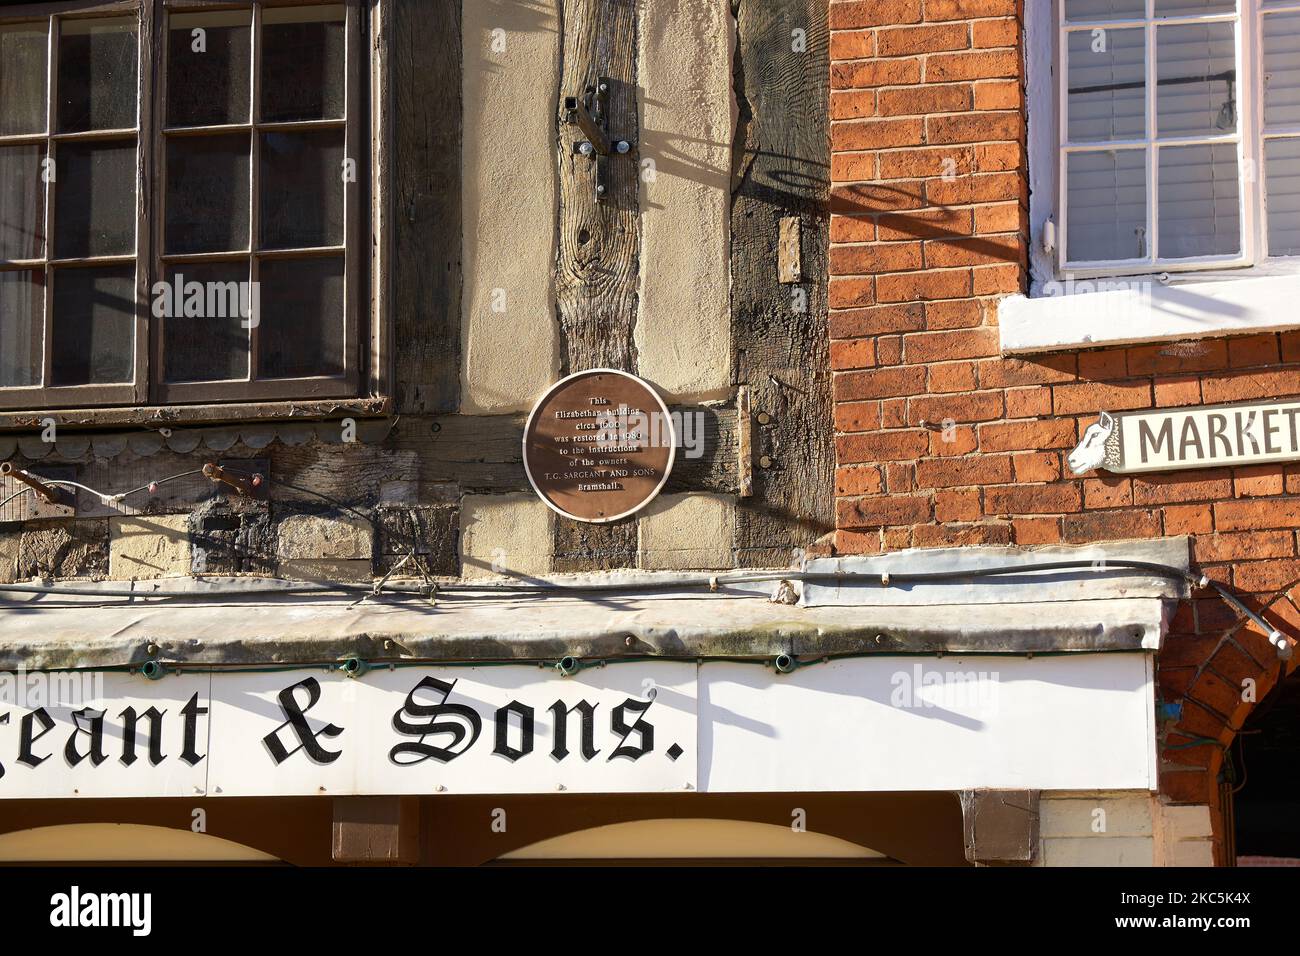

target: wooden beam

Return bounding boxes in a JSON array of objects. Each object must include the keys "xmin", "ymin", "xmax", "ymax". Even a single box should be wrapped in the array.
[
  {"xmin": 552, "ymin": 0, "xmax": 641, "ymax": 572},
  {"xmin": 332, "ymin": 795, "xmax": 420, "ymax": 865},
  {"xmin": 730, "ymin": 0, "xmax": 834, "ymax": 567},
  {"xmin": 391, "ymin": 0, "xmax": 462, "ymax": 414}
]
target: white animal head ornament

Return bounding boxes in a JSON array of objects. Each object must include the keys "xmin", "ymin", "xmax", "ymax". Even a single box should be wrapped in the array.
[{"xmin": 1067, "ymin": 410, "xmax": 1120, "ymax": 476}]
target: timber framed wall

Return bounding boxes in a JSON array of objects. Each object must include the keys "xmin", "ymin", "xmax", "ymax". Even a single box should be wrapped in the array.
[{"xmin": 0, "ymin": 0, "xmax": 833, "ymax": 582}]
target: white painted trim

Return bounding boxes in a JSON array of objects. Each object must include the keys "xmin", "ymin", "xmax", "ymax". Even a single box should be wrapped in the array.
[
  {"xmin": 1026, "ymin": 0, "xmax": 1058, "ymax": 291},
  {"xmin": 1000, "ymin": 270, "xmax": 1300, "ymax": 353}
]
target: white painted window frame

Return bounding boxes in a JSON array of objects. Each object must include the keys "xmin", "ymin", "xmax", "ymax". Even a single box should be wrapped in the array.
[
  {"xmin": 1009, "ymin": 0, "xmax": 1300, "ymax": 354},
  {"xmin": 1057, "ymin": 1, "xmax": 1249, "ymax": 276}
]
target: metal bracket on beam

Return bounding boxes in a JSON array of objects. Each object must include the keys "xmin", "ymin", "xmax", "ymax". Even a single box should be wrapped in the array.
[
  {"xmin": 564, "ymin": 77, "xmax": 631, "ymax": 202},
  {"xmin": 203, "ymin": 462, "xmax": 265, "ymax": 498},
  {"xmin": 0, "ymin": 461, "xmax": 74, "ymax": 512}
]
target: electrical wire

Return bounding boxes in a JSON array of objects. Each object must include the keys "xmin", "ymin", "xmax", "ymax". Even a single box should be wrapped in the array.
[
  {"xmin": 3, "ymin": 463, "xmax": 1287, "ymax": 671},
  {"xmin": 0, "ymin": 468, "xmax": 206, "ymax": 509},
  {"xmin": 0, "ymin": 557, "xmax": 1203, "ymax": 600}
]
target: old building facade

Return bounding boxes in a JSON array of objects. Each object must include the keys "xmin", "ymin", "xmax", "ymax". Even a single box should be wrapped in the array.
[{"xmin": 0, "ymin": 0, "xmax": 1292, "ymax": 867}]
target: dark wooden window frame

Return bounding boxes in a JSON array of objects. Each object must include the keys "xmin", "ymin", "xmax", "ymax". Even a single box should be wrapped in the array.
[{"xmin": 0, "ymin": 0, "xmax": 381, "ymax": 419}]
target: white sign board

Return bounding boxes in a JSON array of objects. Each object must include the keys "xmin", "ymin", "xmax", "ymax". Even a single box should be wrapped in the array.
[
  {"xmin": 0, "ymin": 655, "xmax": 1156, "ymax": 798},
  {"xmin": 697, "ymin": 655, "xmax": 1157, "ymax": 792},
  {"xmin": 1068, "ymin": 399, "xmax": 1300, "ymax": 475}
]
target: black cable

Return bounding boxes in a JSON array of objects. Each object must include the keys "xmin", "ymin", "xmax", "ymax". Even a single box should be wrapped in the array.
[{"xmin": 0, "ymin": 557, "xmax": 1200, "ymax": 601}]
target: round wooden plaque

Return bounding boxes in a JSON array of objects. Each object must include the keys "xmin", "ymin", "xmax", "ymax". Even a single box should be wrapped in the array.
[{"xmin": 522, "ymin": 369, "xmax": 676, "ymax": 523}]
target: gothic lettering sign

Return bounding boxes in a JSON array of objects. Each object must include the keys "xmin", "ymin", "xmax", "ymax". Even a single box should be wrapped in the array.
[
  {"xmin": 0, "ymin": 664, "xmax": 697, "ymax": 798},
  {"xmin": 0, "ymin": 655, "xmax": 1160, "ymax": 796},
  {"xmin": 1067, "ymin": 399, "xmax": 1300, "ymax": 476},
  {"xmin": 523, "ymin": 369, "xmax": 675, "ymax": 523}
]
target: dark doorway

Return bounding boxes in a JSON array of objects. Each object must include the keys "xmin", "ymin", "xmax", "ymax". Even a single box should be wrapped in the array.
[{"xmin": 1232, "ymin": 668, "xmax": 1300, "ymax": 865}]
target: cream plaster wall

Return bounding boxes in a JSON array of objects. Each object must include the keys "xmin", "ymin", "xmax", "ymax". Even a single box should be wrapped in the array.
[
  {"xmin": 461, "ymin": 493, "xmax": 553, "ymax": 579},
  {"xmin": 634, "ymin": 0, "xmax": 734, "ymax": 401},
  {"xmin": 460, "ymin": 1, "xmax": 734, "ymax": 410},
  {"xmin": 108, "ymin": 515, "xmax": 192, "ymax": 580},
  {"xmin": 638, "ymin": 493, "xmax": 735, "ymax": 569},
  {"xmin": 460, "ymin": 1, "xmax": 562, "ymax": 413}
]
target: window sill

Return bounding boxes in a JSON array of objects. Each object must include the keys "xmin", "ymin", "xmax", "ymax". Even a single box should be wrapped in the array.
[
  {"xmin": 0, "ymin": 396, "xmax": 390, "ymax": 432},
  {"xmin": 1000, "ymin": 271, "xmax": 1300, "ymax": 355}
]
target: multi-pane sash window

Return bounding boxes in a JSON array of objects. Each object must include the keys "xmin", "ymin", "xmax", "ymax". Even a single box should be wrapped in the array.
[
  {"xmin": 1058, "ymin": 0, "xmax": 1300, "ymax": 275},
  {"xmin": 0, "ymin": 0, "xmax": 364, "ymax": 411}
]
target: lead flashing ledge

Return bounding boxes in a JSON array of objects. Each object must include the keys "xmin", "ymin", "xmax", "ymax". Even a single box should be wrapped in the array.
[{"xmin": 0, "ymin": 539, "xmax": 1191, "ymax": 670}]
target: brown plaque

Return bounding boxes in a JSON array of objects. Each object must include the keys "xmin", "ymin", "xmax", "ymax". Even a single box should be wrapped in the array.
[{"xmin": 523, "ymin": 369, "xmax": 676, "ymax": 523}]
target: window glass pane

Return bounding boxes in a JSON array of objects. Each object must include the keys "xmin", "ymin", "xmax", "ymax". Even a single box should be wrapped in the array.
[
  {"xmin": 1157, "ymin": 22, "xmax": 1237, "ymax": 137},
  {"xmin": 1265, "ymin": 137, "xmax": 1300, "ymax": 257},
  {"xmin": 1064, "ymin": 0, "xmax": 1144, "ymax": 21},
  {"xmin": 1155, "ymin": 1, "xmax": 1235, "ymax": 15},
  {"xmin": 161, "ymin": 262, "xmax": 251, "ymax": 382},
  {"xmin": 165, "ymin": 133, "xmax": 250, "ymax": 254},
  {"xmin": 1067, "ymin": 27, "xmax": 1145, "ymax": 143},
  {"xmin": 50, "ymin": 265, "xmax": 134, "ymax": 385},
  {"xmin": 257, "ymin": 256, "xmax": 344, "ymax": 379},
  {"xmin": 259, "ymin": 129, "xmax": 344, "ymax": 249},
  {"xmin": 0, "ymin": 145, "xmax": 45, "ymax": 262},
  {"xmin": 57, "ymin": 17, "xmax": 137, "ymax": 133},
  {"xmin": 53, "ymin": 140, "xmax": 136, "ymax": 259},
  {"xmin": 1066, "ymin": 149, "xmax": 1148, "ymax": 262},
  {"xmin": 1263, "ymin": 13, "xmax": 1300, "ymax": 129},
  {"xmin": 1158, "ymin": 143, "xmax": 1240, "ymax": 259},
  {"xmin": 261, "ymin": 5, "xmax": 346, "ymax": 122},
  {"xmin": 167, "ymin": 11, "xmax": 251, "ymax": 127},
  {"xmin": 0, "ymin": 24, "xmax": 49, "ymax": 136},
  {"xmin": 0, "ymin": 270, "xmax": 43, "ymax": 388}
]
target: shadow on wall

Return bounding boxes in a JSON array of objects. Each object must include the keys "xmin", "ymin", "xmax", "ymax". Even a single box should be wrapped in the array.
[{"xmin": 469, "ymin": 0, "xmax": 558, "ymax": 77}]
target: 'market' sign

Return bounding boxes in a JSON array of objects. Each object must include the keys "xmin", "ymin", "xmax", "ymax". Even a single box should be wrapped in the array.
[{"xmin": 1068, "ymin": 399, "xmax": 1300, "ymax": 475}]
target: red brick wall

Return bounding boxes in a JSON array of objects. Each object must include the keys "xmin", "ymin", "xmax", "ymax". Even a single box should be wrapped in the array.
[{"xmin": 828, "ymin": 0, "xmax": 1300, "ymax": 863}]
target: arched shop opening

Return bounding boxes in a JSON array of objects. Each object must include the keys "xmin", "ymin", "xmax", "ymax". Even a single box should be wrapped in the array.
[
  {"xmin": 421, "ymin": 792, "xmax": 971, "ymax": 867},
  {"xmin": 0, "ymin": 793, "xmax": 971, "ymax": 866},
  {"xmin": 1163, "ymin": 578, "xmax": 1300, "ymax": 864},
  {"xmin": 1231, "ymin": 668, "xmax": 1300, "ymax": 865},
  {"xmin": 495, "ymin": 818, "xmax": 892, "ymax": 865},
  {"xmin": 0, "ymin": 824, "xmax": 279, "ymax": 864}
]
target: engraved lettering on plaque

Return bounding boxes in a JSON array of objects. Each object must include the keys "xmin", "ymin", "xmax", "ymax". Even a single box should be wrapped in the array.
[{"xmin": 523, "ymin": 369, "xmax": 676, "ymax": 523}]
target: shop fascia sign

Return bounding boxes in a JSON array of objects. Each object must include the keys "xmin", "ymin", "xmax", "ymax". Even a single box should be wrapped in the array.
[
  {"xmin": 1068, "ymin": 398, "xmax": 1300, "ymax": 475},
  {"xmin": 0, "ymin": 655, "xmax": 1159, "ymax": 797}
]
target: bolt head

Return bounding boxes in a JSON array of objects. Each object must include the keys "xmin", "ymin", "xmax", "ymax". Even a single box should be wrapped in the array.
[
  {"xmin": 578, "ymin": 141, "xmax": 594, "ymax": 157},
  {"xmin": 616, "ymin": 140, "xmax": 630, "ymax": 154},
  {"xmin": 596, "ymin": 184, "xmax": 606, "ymax": 195}
]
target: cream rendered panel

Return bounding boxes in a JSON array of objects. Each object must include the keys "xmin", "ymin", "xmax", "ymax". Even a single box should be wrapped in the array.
[
  {"xmin": 460, "ymin": 2, "xmax": 561, "ymax": 412},
  {"xmin": 635, "ymin": 0, "xmax": 735, "ymax": 401}
]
